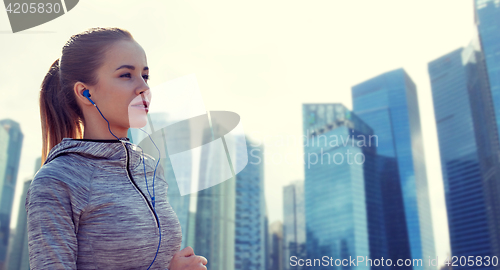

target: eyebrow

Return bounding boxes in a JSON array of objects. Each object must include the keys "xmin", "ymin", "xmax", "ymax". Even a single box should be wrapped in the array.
[{"xmin": 115, "ymin": 65, "xmax": 149, "ymax": 71}]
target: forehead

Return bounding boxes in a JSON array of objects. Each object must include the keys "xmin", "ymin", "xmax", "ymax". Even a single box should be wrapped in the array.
[{"xmin": 101, "ymin": 40, "xmax": 147, "ymax": 69}]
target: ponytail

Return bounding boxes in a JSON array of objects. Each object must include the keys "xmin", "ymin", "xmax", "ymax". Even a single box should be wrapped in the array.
[
  {"xmin": 39, "ymin": 27, "xmax": 134, "ymax": 165},
  {"xmin": 40, "ymin": 58, "xmax": 83, "ymax": 165}
]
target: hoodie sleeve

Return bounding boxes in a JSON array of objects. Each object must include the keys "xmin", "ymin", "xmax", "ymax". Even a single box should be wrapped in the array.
[{"xmin": 25, "ymin": 174, "xmax": 90, "ymax": 270}]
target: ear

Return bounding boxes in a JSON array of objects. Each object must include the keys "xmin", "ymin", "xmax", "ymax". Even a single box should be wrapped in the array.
[{"xmin": 74, "ymin": 81, "xmax": 93, "ymax": 105}]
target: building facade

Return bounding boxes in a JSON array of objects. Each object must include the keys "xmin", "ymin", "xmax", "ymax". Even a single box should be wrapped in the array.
[
  {"xmin": 194, "ymin": 125, "xmax": 236, "ymax": 270},
  {"xmin": 6, "ymin": 180, "xmax": 31, "ymax": 270},
  {"xmin": 282, "ymin": 180, "xmax": 306, "ymax": 270},
  {"xmin": 428, "ymin": 41, "xmax": 500, "ymax": 269},
  {"xmin": 7, "ymin": 157, "xmax": 40, "ymax": 270},
  {"xmin": 302, "ymin": 103, "xmax": 386, "ymax": 270},
  {"xmin": 475, "ymin": 0, "xmax": 500, "ymax": 142},
  {"xmin": 352, "ymin": 69, "xmax": 436, "ymax": 270},
  {"xmin": 234, "ymin": 138, "xmax": 266, "ymax": 270},
  {"xmin": 269, "ymin": 220, "xmax": 284, "ymax": 270},
  {"xmin": 0, "ymin": 119, "xmax": 23, "ymax": 270}
]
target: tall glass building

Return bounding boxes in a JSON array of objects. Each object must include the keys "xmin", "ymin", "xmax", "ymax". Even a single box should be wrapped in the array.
[
  {"xmin": 353, "ymin": 107, "xmax": 412, "ymax": 267},
  {"xmin": 264, "ymin": 212, "xmax": 269, "ymax": 270},
  {"xmin": 269, "ymin": 220, "xmax": 284, "ymax": 270},
  {"xmin": 283, "ymin": 180, "xmax": 306, "ymax": 270},
  {"xmin": 234, "ymin": 137, "xmax": 266, "ymax": 270},
  {"xmin": 6, "ymin": 180, "xmax": 30, "ymax": 270},
  {"xmin": 428, "ymin": 41, "xmax": 500, "ymax": 268},
  {"xmin": 194, "ymin": 125, "xmax": 236, "ymax": 270},
  {"xmin": 475, "ymin": 0, "xmax": 500, "ymax": 142},
  {"xmin": 6, "ymin": 157, "xmax": 40, "ymax": 270},
  {"xmin": 474, "ymin": 1, "xmax": 500, "ymax": 258},
  {"xmin": 0, "ymin": 119, "xmax": 23, "ymax": 269},
  {"xmin": 352, "ymin": 69, "xmax": 435, "ymax": 270},
  {"xmin": 302, "ymin": 103, "xmax": 386, "ymax": 270}
]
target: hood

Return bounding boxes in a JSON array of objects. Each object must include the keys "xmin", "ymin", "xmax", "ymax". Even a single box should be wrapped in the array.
[{"xmin": 44, "ymin": 138, "xmax": 144, "ymax": 170}]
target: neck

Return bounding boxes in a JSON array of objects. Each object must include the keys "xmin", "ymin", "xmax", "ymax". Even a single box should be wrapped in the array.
[{"xmin": 83, "ymin": 122, "xmax": 128, "ymax": 140}]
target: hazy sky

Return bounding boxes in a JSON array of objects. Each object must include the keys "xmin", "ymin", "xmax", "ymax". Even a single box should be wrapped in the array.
[{"xmin": 0, "ymin": 0, "xmax": 479, "ymax": 265}]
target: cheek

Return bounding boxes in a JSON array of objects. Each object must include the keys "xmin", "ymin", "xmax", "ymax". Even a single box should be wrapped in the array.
[
  {"xmin": 108, "ymin": 99, "xmax": 128, "ymax": 115},
  {"xmin": 98, "ymin": 83, "xmax": 124, "ymax": 109},
  {"xmin": 106, "ymin": 97, "xmax": 131, "ymax": 124}
]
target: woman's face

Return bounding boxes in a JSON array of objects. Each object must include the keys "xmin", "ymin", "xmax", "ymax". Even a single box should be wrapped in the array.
[{"xmin": 92, "ymin": 39, "xmax": 151, "ymax": 130}]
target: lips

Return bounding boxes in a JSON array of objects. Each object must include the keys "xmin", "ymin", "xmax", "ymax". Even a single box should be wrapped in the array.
[{"xmin": 130, "ymin": 100, "xmax": 149, "ymax": 112}]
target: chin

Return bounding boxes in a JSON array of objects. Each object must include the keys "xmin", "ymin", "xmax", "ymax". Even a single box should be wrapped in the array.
[{"xmin": 128, "ymin": 109, "xmax": 148, "ymax": 129}]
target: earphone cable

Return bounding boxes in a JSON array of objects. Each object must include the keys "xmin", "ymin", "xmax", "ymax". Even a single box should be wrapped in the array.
[
  {"xmin": 136, "ymin": 128, "xmax": 162, "ymax": 270},
  {"xmin": 87, "ymin": 90, "xmax": 162, "ymax": 269},
  {"xmin": 91, "ymin": 104, "xmax": 120, "ymax": 140}
]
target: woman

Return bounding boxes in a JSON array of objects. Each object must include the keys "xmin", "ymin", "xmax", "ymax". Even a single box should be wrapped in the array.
[{"xmin": 26, "ymin": 27, "xmax": 207, "ymax": 270}]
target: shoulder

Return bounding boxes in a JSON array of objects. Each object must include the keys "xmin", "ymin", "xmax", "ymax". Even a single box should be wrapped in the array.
[
  {"xmin": 28, "ymin": 155, "xmax": 96, "ymax": 203},
  {"xmin": 34, "ymin": 155, "xmax": 96, "ymax": 186}
]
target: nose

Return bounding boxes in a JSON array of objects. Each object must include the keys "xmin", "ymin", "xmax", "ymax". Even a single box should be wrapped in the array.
[{"xmin": 137, "ymin": 79, "xmax": 150, "ymax": 97}]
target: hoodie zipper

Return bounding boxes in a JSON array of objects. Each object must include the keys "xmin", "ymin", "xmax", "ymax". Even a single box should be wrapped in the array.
[{"xmin": 121, "ymin": 141, "xmax": 160, "ymax": 228}]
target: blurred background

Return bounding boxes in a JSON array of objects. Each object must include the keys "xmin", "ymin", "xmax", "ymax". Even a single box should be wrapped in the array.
[{"xmin": 0, "ymin": 0, "xmax": 499, "ymax": 269}]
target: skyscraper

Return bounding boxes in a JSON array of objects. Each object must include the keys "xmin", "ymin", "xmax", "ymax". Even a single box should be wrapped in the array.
[
  {"xmin": 194, "ymin": 125, "xmax": 236, "ymax": 270},
  {"xmin": 0, "ymin": 119, "xmax": 23, "ymax": 270},
  {"xmin": 7, "ymin": 157, "xmax": 40, "ymax": 270},
  {"xmin": 269, "ymin": 220, "xmax": 284, "ymax": 270},
  {"xmin": 234, "ymin": 138, "xmax": 266, "ymax": 270},
  {"xmin": 0, "ymin": 128, "xmax": 8, "ymax": 270},
  {"xmin": 428, "ymin": 41, "xmax": 500, "ymax": 268},
  {"xmin": 282, "ymin": 180, "xmax": 305, "ymax": 270},
  {"xmin": 264, "ymin": 208, "xmax": 269, "ymax": 270},
  {"xmin": 352, "ymin": 69, "xmax": 435, "ymax": 270},
  {"xmin": 302, "ymin": 103, "xmax": 385, "ymax": 270},
  {"xmin": 7, "ymin": 180, "xmax": 31, "ymax": 270},
  {"xmin": 475, "ymin": 0, "xmax": 500, "ymax": 142}
]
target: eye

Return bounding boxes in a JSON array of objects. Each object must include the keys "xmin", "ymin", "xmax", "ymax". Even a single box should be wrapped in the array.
[{"xmin": 119, "ymin": 73, "xmax": 150, "ymax": 81}]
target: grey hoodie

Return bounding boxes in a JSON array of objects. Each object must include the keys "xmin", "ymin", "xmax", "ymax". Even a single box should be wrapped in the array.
[{"xmin": 25, "ymin": 138, "xmax": 182, "ymax": 270}]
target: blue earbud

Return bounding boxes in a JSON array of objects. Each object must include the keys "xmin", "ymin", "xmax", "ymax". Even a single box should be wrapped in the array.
[
  {"xmin": 82, "ymin": 89, "xmax": 96, "ymax": 105},
  {"xmin": 84, "ymin": 88, "xmax": 162, "ymax": 269}
]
